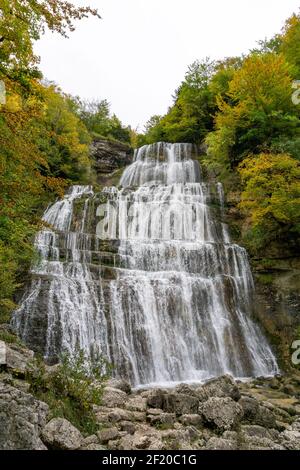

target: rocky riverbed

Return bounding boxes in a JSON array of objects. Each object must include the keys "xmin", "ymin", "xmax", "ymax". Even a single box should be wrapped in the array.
[{"xmin": 1, "ymin": 338, "xmax": 300, "ymax": 450}]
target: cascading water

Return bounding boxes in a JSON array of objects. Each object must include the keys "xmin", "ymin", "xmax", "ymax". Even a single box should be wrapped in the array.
[{"xmin": 12, "ymin": 143, "xmax": 279, "ymax": 386}]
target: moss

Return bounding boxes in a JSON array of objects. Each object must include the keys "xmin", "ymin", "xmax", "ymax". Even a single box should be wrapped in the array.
[
  {"xmin": 154, "ymin": 422, "xmax": 174, "ymax": 431},
  {"xmin": 0, "ymin": 328, "xmax": 24, "ymax": 346},
  {"xmin": 255, "ymin": 273, "xmax": 276, "ymax": 285}
]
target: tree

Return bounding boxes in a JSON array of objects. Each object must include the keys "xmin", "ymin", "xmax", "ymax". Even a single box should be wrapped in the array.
[
  {"xmin": 280, "ymin": 12, "xmax": 300, "ymax": 75},
  {"xmin": 0, "ymin": 1, "xmax": 100, "ymax": 320},
  {"xmin": 207, "ymin": 53, "xmax": 299, "ymax": 167},
  {"xmin": 144, "ymin": 59, "xmax": 217, "ymax": 144},
  {"xmin": 37, "ymin": 85, "xmax": 92, "ymax": 181},
  {"xmin": 78, "ymin": 99, "xmax": 131, "ymax": 144},
  {"xmin": 238, "ymin": 152, "xmax": 300, "ymax": 251},
  {"xmin": 0, "ymin": 0, "xmax": 100, "ymax": 88}
]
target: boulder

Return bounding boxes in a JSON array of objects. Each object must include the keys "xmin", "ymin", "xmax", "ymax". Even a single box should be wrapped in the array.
[
  {"xmin": 179, "ymin": 414, "xmax": 203, "ymax": 427},
  {"xmin": 200, "ymin": 397, "xmax": 243, "ymax": 431},
  {"xmin": 148, "ymin": 439, "xmax": 165, "ymax": 450},
  {"xmin": 101, "ymin": 387, "xmax": 127, "ymax": 408},
  {"xmin": 3, "ymin": 343, "xmax": 34, "ymax": 376},
  {"xmin": 196, "ymin": 375, "xmax": 240, "ymax": 402},
  {"xmin": 205, "ymin": 436, "xmax": 237, "ymax": 450},
  {"xmin": 125, "ymin": 396, "xmax": 147, "ymax": 412},
  {"xmin": 97, "ymin": 427, "xmax": 120, "ymax": 444},
  {"xmin": 118, "ymin": 434, "xmax": 134, "ymax": 450},
  {"xmin": 105, "ymin": 379, "xmax": 131, "ymax": 394},
  {"xmin": 175, "ymin": 383, "xmax": 198, "ymax": 397},
  {"xmin": 119, "ymin": 421, "xmax": 136, "ymax": 435},
  {"xmin": 238, "ymin": 396, "xmax": 259, "ymax": 421},
  {"xmin": 147, "ymin": 412, "xmax": 175, "ymax": 426},
  {"xmin": 0, "ymin": 340, "xmax": 6, "ymax": 365},
  {"xmin": 0, "ymin": 382, "xmax": 48, "ymax": 450},
  {"xmin": 133, "ymin": 435, "xmax": 152, "ymax": 449},
  {"xmin": 146, "ymin": 389, "xmax": 165, "ymax": 409},
  {"xmin": 243, "ymin": 435, "xmax": 284, "ymax": 450},
  {"xmin": 82, "ymin": 443, "xmax": 107, "ymax": 450},
  {"xmin": 280, "ymin": 429, "xmax": 300, "ymax": 450},
  {"xmin": 241, "ymin": 425, "xmax": 272, "ymax": 439},
  {"xmin": 239, "ymin": 397, "xmax": 277, "ymax": 428},
  {"xmin": 41, "ymin": 417, "xmax": 83, "ymax": 450},
  {"xmin": 163, "ymin": 393, "xmax": 199, "ymax": 415}
]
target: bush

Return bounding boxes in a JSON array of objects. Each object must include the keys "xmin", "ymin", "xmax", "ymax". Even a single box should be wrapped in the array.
[{"xmin": 27, "ymin": 350, "xmax": 112, "ymax": 435}]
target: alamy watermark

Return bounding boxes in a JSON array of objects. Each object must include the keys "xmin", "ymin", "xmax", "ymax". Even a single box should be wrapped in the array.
[
  {"xmin": 291, "ymin": 339, "xmax": 300, "ymax": 365},
  {"xmin": 0, "ymin": 80, "xmax": 6, "ymax": 105},
  {"xmin": 291, "ymin": 80, "xmax": 300, "ymax": 105},
  {"xmin": 95, "ymin": 200, "xmax": 192, "ymax": 240}
]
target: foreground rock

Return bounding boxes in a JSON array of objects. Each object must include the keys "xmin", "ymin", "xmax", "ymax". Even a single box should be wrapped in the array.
[
  {"xmin": 0, "ymin": 382, "xmax": 48, "ymax": 450},
  {"xmin": 200, "ymin": 397, "xmax": 244, "ymax": 431},
  {"xmin": 41, "ymin": 418, "xmax": 83, "ymax": 450},
  {"xmin": 196, "ymin": 375, "xmax": 241, "ymax": 402},
  {"xmin": 1, "ymin": 343, "xmax": 300, "ymax": 451}
]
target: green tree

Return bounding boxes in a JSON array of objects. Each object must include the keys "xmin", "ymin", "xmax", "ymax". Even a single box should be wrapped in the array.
[
  {"xmin": 0, "ymin": 0, "xmax": 99, "ymax": 88},
  {"xmin": 79, "ymin": 99, "xmax": 131, "ymax": 144},
  {"xmin": 207, "ymin": 53, "xmax": 299, "ymax": 167},
  {"xmin": 238, "ymin": 152, "xmax": 300, "ymax": 251},
  {"xmin": 144, "ymin": 59, "xmax": 217, "ymax": 144}
]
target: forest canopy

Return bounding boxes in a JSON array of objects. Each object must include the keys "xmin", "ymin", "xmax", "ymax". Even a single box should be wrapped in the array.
[
  {"xmin": 140, "ymin": 11, "xmax": 300, "ymax": 255},
  {"xmin": 0, "ymin": 0, "xmax": 130, "ymax": 320}
]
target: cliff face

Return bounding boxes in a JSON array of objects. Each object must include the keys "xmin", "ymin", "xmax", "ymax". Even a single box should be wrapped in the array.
[
  {"xmin": 90, "ymin": 138, "xmax": 133, "ymax": 185},
  {"xmin": 224, "ymin": 186, "xmax": 300, "ymax": 371}
]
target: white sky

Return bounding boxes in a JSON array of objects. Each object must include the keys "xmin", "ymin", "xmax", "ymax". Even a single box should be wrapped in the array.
[{"xmin": 35, "ymin": 0, "xmax": 300, "ymax": 130}]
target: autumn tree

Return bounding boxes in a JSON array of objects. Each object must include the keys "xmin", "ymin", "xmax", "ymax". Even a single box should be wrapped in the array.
[
  {"xmin": 238, "ymin": 153, "xmax": 300, "ymax": 252},
  {"xmin": 0, "ymin": 0, "xmax": 100, "ymax": 88},
  {"xmin": 206, "ymin": 53, "xmax": 299, "ymax": 167}
]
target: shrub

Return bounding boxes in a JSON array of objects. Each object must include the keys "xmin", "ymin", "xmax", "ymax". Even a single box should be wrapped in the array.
[{"xmin": 27, "ymin": 350, "xmax": 112, "ymax": 435}]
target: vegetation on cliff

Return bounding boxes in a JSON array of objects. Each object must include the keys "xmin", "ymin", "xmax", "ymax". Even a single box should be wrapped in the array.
[
  {"xmin": 141, "ymin": 12, "xmax": 300, "ymax": 257},
  {"xmin": 0, "ymin": 1, "xmax": 129, "ymax": 321}
]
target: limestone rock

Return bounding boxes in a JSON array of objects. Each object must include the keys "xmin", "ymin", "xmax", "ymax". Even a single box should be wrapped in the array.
[
  {"xmin": 97, "ymin": 427, "xmax": 119, "ymax": 444},
  {"xmin": 82, "ymin": 443, "xmax": 107, "ymax": 450},
  {"xmin": 80, "ymin": 434, "xmax": 106, "ymax": 450},
  {"xmin": 148, "ymin": 412, "xmax": 175, "ymax": 426},
  {"xmin": 280, "ymin": 429, "xmax": 300, "ymax": 450},
  {"xmin": 102, "ymin": 387, "xmax": 127, "ymax": 408},
  {"xmin": 41, "ymin": 418, "xmax": 83, "ymax": 450},
  {"xmin": 0, "ymin": 340, "xmax": 6, "ymax": 365},
  {"xmin": 119, "ymin": 421, "xmax": 136, "ymax": 435},
  {"xmin": 133, "ymin": 435, "xmax": 152, "ymax": 449},
  {"xmin": 106, "ymin": 378, "xmax": 131, "ymax": 394},
  {"xmin": 125, "ymin": 396, "xmax": 147, "ymax": 412},
  {"xmin": 205, "ymin": 436, "xmax": 237, "ymax": 450},
  {"xmin": 243, "ymin": 435, "xmax": 284, "ymax": 450},
  {"xmin": 200, "ymin": 397, "xmax": 243, "ymax": 431},
  {"xmin": 196, "ymin": 375, "xmax": 240, "ymax": 402},
  {"xmin": 179, "ymin": 414, "xmax": 203, "ymax": 426},
  {"xmin": 91, "ymin": 138, "xmax": 132, "ymax": 176},
  {"xmin": 5, "ymin": 343, "xmax": 34, "ymax": 376},
  {"xmin": 107, "ymin": 408, "xmax": 133, "ymax": 423},
  {"xmin": 0, "ymin": 382, "xmax": 48, "ymax": 450},
  {"xmin": 163, "ymin": 393, "xmax": 199, "ymax": 415},
  {"xmin": 241, "ymin": 424, "xmax": 272, "ymax": 439},
  {"xmin": 239, "ymin": 396, "xmax": 277, "ymax": 428},
  {"xmin": 146, "ymin": 389, "xmax": 165, "ymax": 409}
]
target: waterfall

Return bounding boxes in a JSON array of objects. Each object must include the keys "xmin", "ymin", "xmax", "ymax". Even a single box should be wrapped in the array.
[{"xmin": 12, "ymin": 143, "xmax": 279, "ymax": 386}]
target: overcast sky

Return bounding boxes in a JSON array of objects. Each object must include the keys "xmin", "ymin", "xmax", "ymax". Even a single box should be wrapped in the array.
[{"xmin": 35, "ymin": 0, "xmax": 300, "ymax": 130}]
